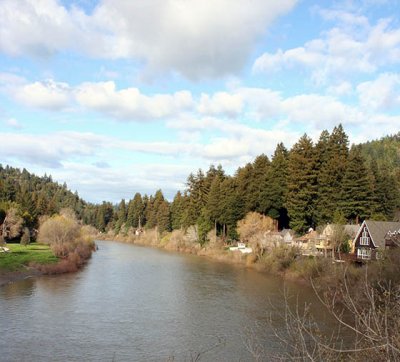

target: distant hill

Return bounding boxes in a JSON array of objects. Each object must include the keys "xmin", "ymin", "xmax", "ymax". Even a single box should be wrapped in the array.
[{"xmin": 360, "ymin": 132, "xmax": 400, "ymax": 177}]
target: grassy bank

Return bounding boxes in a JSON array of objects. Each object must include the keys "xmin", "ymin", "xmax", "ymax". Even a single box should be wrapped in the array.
[{"xmin": 0, "ymin": 243, "xmax": 58, "ymax": 273}]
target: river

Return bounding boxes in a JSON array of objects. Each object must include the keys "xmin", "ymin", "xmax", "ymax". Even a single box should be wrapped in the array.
[{"xmin": 0, "ymin": 241, "xmax": 334, "ymax": 361}]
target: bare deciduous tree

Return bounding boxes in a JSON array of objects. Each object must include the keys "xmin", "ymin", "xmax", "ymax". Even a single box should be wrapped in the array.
[
  {"xmin": 268, "ymin": 269, "xmax": 400, "ymax": 361},
  {"xmin": 1, "ymin": 207, "xmax": 24, "ymax": 240}
]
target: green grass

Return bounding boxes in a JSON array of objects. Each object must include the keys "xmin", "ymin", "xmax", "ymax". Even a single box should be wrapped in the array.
[{"xmin": 0, "ymin": 243, "xmax": 59, "ymax": 273}]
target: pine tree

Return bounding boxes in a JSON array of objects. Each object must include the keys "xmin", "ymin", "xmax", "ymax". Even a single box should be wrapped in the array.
[
  {"xmin": 115, "ymin": 199, "xmax": 127, "ymax": 233},
  {"xmin": 260, "ymin": 143, "xmax": 289, "ymax": 228},
  {"xmin": 126, "ymin": 193, "xmax": 144, "ymax": 228},
  {"xmin": 219, "ymin": 178, "xmax": 245, "ymax": 241},
  {"xmin": 315, "ymin": 125, "xmax": 349, "ymax": 225},
  {"xmin": 247, "ymin": 154, "xmax": 270, "ymax": 213},
  {"xmin": 339, "ymin": 145, "xmax": 373, "ymax": 223},
  {"xmin": 184, "ymin": 170, "xmax": 208, "ymax": 226},
  {"xmin": 236, "ymin": 163, "xmax": 254, "ymax": 214},
  {"xmin": 286, "ymin": 134, "xmax": 318, "ymax": 234},
  {"xmin": 170, "ymin": 191, "xmax": 186, "ymax": 230},
  {"xmin": 369, "ymin": 162, "xmax": 398, "ymax": 220},
  {"xmin": 206, "ymin": 176, "xmax": 223, "ymax": 233},
  {"xmin": 156, "ymin": 200, "xmax": 171, "ymax": 233}
]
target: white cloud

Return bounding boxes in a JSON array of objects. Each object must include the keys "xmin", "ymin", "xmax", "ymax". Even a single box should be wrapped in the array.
[
  {"xmin": 0, "ymin": 0, "xmax": 298, "ymax": 79},
  {"xmin": 4, "ymin": 118, "xmax": 23, "ymax": 129},
  {"xmin": 76, "ymin": 81, "xmax": 193, "ymax": 120},
  {"xmin": 198, "ymin": 92, "xmax": 243, "ymax": 117},
  {"xmin": 357, "ymin": 73, "xmax": 400, "ymax": 111},
  {"xmin": 0, "ymin": 131, "xmax": 105, "ymax": 167},
  {"xmin": 50, "ymin": 162, "xmax": 191, "ymax": 202},
  {"xmin": 15, "ymin": 80, "xmax": 71, "ymax": 110},
  {"xmin": 327, "ymin": 81, "xmax": 353, "ymax": 96},
  {"xmin": 253, "ymin": 13, "xmax": 400, "ymax": 85}
]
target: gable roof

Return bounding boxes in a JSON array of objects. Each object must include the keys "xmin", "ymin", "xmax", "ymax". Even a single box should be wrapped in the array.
[
  {"xmin": 297, "ymin": 230, "xmax": 320, "ymax": 242},
  {"xmin": 344, "ymin": 225, "xmax": 360, "ymax": 238},
  {"xmin": 357, "ymin": 220, "xmax": 400, "ymax": 248},
  {"xmin": 322, "ymin": 224, "xmax": 359, "ymax": 238}
]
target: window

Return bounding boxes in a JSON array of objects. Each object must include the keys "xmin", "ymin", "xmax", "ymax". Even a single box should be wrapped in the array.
[
  {"xmin": 360, "ymin": 228, "xmax": 370, "ymax": 245},
  {"xmin": 357, "ymin": 248, "xmax": 371, "ymax": 260}
]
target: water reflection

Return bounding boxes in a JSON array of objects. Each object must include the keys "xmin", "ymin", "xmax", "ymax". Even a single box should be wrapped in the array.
[
  {"xmin": 0, "ymin": 241, "xmax": 333, "ymax": 361},
  {"xmin": 0, "ymin": 278, "xmax": 36, "ymax": 300}
]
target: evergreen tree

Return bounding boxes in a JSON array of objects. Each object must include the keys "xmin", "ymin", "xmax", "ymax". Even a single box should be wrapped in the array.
[
  {"xmin": 126, "ymin": 193, "xmax": 144, "ymax": 228},
  {"xmin": 315, "ymin": 125, "xmax": 349, "ymax": 225},
  {"xmin": 206, "ymin": 176, "xmax": 223, "ymax": 234},
  {"xmin": 260, "ymin": 143, "xmax": 289, "ymax": 228},
  {"xmin": 286, "ymin": 134, "xmax": 318, "ymax": 233},
  {"xmin": 197, "ymin": 208, "xmax": 213, "ymax": 245},
  {"xmin": 184, "ymin": 170, "xmax": 209, "ymax": 226},
  {"xmin": 219, "ymin": 178, "xmax": 245, "ymax": 241},
  {"xmin": 236, "ymin": 163, "xmax": 254, "ymax": 214},
  {"xmin": 339, "ymin": 145, "xmax": 373, "ymax": 223},
  {"xmin": 246, "ymin": 154, "xmax": 270, "ymax": 213},
  {"xmin": 156, "ymin": 200, "xmax": 171, "ymax": 233},
  {"xmin": 115, "ymin": 199, "xmax": 127, "ymax": 233},
  {"xmin": 170, "ymin": 191, "xmax": 186, "ymax": 230},
  {"xmin": 369, "ymin": 162, "xmax": 398, "ymax": 220}
]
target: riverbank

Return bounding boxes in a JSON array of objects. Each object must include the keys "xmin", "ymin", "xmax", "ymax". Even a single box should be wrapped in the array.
[
  {"xmin": 0, "ymin": 244, "xmax": 54, "ymax": 286},
  {"xmin": 0, "ymin": 241, "xmax": 96, "ymax": 286},
  {"xmin": 97, "ymin": 228, "xmax": 346, "ymax": 285}
]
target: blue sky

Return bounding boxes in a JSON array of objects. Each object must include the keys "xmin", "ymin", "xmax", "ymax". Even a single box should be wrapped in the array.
[{"xmin": 0, "ymin": 0, "xmax": 399, "ymax": 203}]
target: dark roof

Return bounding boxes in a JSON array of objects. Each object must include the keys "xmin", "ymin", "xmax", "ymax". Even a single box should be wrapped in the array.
[{"xmin": 364, "ymin": 220, "xmax": 400, "ymax": 248}]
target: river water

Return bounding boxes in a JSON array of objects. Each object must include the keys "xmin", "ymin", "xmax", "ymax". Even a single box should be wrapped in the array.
[{"xmin": 0, "ymin": 241, "xmax": 333, "ymax": 361}]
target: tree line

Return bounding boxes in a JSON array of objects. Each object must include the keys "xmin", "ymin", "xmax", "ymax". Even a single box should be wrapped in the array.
[
  {"xmin": 1, "ymin": 125, "xmax": 399, "ymax": 244},
  {"xmin": 108, "ymin": 125, "xmax": 400, "ymax": 241}
]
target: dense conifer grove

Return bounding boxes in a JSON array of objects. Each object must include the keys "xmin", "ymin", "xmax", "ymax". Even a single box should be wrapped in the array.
[{"xmin": 1, "ymin": 125, "xmax": 399, "ymax": 243}]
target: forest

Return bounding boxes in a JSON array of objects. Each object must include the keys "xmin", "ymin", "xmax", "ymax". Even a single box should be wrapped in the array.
[{"xmin": 1, "ymin": 125, "xmax": 399, "ymax": 244}]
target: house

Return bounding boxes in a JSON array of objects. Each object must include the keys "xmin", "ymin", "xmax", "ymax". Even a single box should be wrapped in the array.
[
  {"xmin": 281, "ymin": 229, "xmax": 295, "ymax": 244},
  {"xmin": 258, "ymin": 229, "xmax": 296, "ymax": 251},
  {"xmin": 318, "ymin": 224, "xmax": 360, "ymax": 257},
  {"xmin": 385, "ymin": 228, "xmax": 400, "ymax": 248},
  {"xmin": 353, "ymin": 220, "xmax": 400, "ymax": 260},
  {"xmin": 295, "ymin": 229, "xmax": 320, "ymax": 255}
]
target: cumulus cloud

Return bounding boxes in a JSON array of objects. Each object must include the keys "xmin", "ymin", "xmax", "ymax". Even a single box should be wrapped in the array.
[
  {"xmin": 253, "ymin": 11, "xmax": 400, "ymax": 84},
  {"xmin": 0, "ymin": 131, "xmax": 105, "ymax": 167},
  {"xmin": 76, "ymin": 81, "xmax": 193, "ymax": 120},
  {"xmin": 327, "ymin": 81, "xmax": 353, "ymax": 96},
  {"xmin": 0, "ymin": 0, "xmax": 298, "ymax": 79},
  {"xmin": 197, "ymin": 92, "xmax": 243, "ymax": 117},
  {"xmin": 15, "ymin": 80, "xmax": 71, "ymax": 110},
  {"xmin": 357, "ymin": 73, "xmax": 400, "ymax": 111}
]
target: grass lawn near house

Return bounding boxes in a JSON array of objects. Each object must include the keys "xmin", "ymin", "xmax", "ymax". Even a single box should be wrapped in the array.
[{"xmin": 0, "ymin": 243, "xmax": 58, "ymax": 273}]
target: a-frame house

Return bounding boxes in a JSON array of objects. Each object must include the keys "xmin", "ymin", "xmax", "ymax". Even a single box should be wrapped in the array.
[{"xmin": 353, "ymin": 220, "xmax": 400, "ymax": 260}]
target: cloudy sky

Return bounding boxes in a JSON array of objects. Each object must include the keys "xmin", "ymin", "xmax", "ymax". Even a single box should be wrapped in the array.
[{"xmin": 0, "ymin": 0, "xmax": 399, "ymax": 203}]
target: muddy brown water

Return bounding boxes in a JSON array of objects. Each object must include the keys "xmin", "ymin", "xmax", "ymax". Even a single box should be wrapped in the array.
[{"xmin": 0, "ymin": 241, "xmax": 338, "ymax": 361}]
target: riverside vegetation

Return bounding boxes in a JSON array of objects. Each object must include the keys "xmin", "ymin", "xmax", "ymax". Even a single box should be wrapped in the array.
[{"xmin": 0, "ymin": 209, "xmax": 96, "ymax": 283}]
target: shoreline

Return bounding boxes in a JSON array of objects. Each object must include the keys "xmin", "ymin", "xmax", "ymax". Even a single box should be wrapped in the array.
[{"xmin": 0, "ymin": 243, "xmax": 96, "ymax": 288}]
